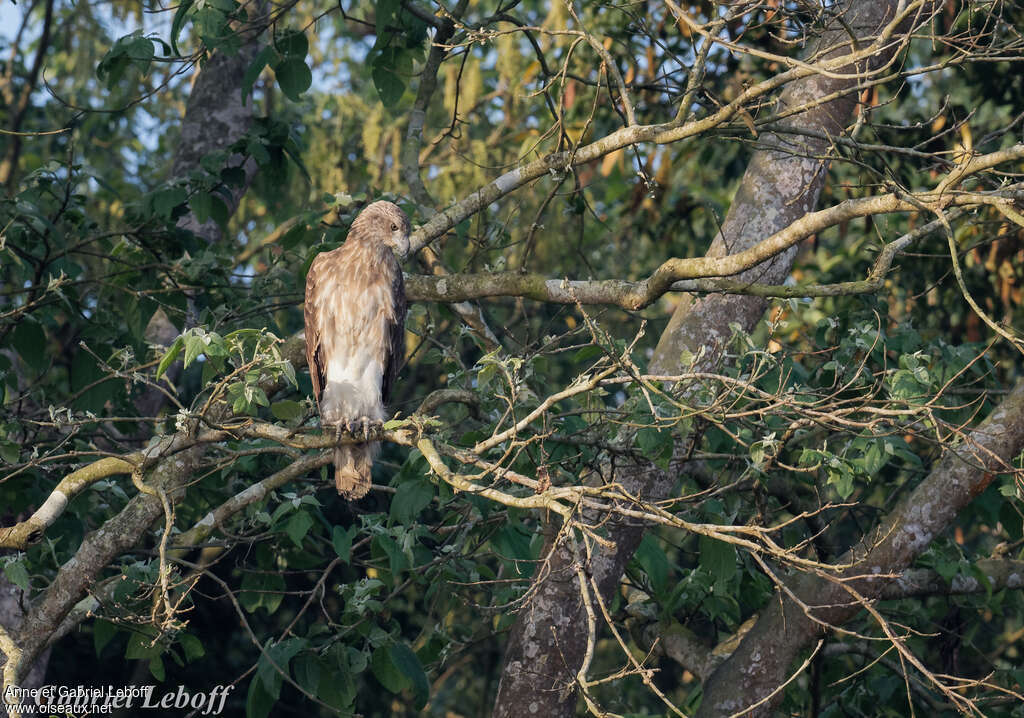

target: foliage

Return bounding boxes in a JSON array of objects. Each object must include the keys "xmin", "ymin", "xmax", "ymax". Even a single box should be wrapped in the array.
[{"xmin": 1, "ymin": 1, "xmax": 1024, "ymax": 717}]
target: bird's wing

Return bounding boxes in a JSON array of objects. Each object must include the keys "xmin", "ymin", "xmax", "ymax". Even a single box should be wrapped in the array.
[
  {"xmin": 382, "ymin": 269, "xmax": 406, "ymax": 403},
  {"xmin": 304, "ymin": 252, "xmax": 327, "ymax": 410}
]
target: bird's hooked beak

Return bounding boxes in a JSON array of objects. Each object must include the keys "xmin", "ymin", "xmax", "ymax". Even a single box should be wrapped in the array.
[{"xmin": 390, "ymin": 227, "xmax": 411, "ymax": 261}]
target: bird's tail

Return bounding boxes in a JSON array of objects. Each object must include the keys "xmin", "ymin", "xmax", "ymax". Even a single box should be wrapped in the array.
[{"xmin": 334, "ymin": 443, "xmax": 378, "ymax": 499}]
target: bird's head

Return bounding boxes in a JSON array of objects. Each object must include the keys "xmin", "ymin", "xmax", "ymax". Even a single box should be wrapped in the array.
[{"xmin": 352, "ymin": 200, "xmax": 411, "ymax": 260}]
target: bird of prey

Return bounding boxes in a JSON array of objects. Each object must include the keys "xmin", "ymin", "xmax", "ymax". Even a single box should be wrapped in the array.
[{"xmin": 303, "ymin": 201, "xmax": 410, "ymax": 498}]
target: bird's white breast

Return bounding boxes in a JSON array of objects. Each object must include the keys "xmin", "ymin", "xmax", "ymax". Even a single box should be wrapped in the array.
[{"xmin": 314, "ymin": 256, "xmax": 396, "ymax": 424}]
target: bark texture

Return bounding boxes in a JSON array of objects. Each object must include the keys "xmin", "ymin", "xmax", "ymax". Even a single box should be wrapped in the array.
[
  {"xmin": 0, "ymin": 576, "xmax": 49, "ymax": 716},
  {"xmin": 1, "ymin": 11, "xmax": 268, "ymax": 706},
  {"xmin": 137, "ymin": 13, "xmax": 267, "ymax": 419},
  {"xmin": 170, "ymin": 46, "xmax": 263, "ymax": 245},
  {"xmin": 8, "ymin": 449, "xmax": 197, "ymax": 684},
  {"xmin": 492, "ymin": 2, "xmax": 913, "ymax": 716},
  {"xmin": 697, "ymin": 379, "xmax": 1024, "ymax": 717}
]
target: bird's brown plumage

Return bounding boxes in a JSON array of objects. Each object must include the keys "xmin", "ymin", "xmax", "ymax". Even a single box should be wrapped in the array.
[{"xmin": 304, "ymin": 201, "xmax": 409, "ymax": 498}]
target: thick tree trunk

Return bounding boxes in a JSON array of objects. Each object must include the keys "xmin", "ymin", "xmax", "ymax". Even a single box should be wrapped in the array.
[
  {"xmin": 0, "ymin": 8, "xmax": 268, "ymax": 705},
  {"xmin": 2, "ymin": 447, "xmax": 200, "ymax": 696},
  {"xmin": 492, "ymin": 2, "xmax": 915, "ymax": 715},
  {"xmin": 698, "ymin": 378, "xmax": 1024, "ymax": 716},
  {"xmin": 137, "ymin": 10, "xmax": 267, "ymax": 418},
  {"xmin": 0, "ymin": 576, "xmax": 49, "ymax": 717},
  {"xmin": 169, "ymin": 43, "xmax": 264, "ymax": 245}
]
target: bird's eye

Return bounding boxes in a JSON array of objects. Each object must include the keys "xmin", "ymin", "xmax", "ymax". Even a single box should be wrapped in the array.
[{"xmin": 390, "ymin": 222, "xmax": 399, "ymax": 231}]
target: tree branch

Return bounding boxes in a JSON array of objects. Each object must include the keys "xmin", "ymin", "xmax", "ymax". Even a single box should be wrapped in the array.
[
  {"xmin": 398, "ymin": 0, "xmax": 500, "ymax": 349},
  {"xmin": 403, "ymin": 204, "xmax": 978, "ymax": 307},
  {"xmin": 0, "ymin": 0, "xmax": 55, "ymax": 191},
  {"xmin": 0, "ymin": 458, "xmax": 134, "ymax": 550},
  {"xmin": 698, "ymin": 378, "xmax": 1024, "ymax": 717},
  {"xmin": 492, "ymin": 2, "xmax": 927, "ymax": 715},
  {"xmin": 138, "ymin": 0, "xmax": 269, "ymax": 418},
  {"xmin": 408, "ymin": 1, "xmax": 924, "ymax": 256},
  {"xmin": 879, "ymin": 559, "xmax": 1024, "ymax": 600}
]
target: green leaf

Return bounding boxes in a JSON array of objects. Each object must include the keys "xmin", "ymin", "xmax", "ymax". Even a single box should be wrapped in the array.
[
  {"xmin": 93, "ymin": 619, "xmax": 118, "ymax": 657},
  {"xmin": 861, "ymin": 439, "xmax": 886, "ymax": 475},
  {"xmin": 170, "ymin": 0, "xmax": 195, "ymax": 56},
  {"xmin": 374, "ymin": 0, "xmax": 401, "ymax": 36},
  {"xmin": 270, "ymin": 400, "xmax": 303, "ymax": 421},
  {"xmin": 1000, "ymin": 501, "xmax": 1023, "ymax": 540},
  {"xmin": 190, "ymin": 192, "xmax": 213, "ymax": 224},
  {"xmin": 201, "ymin": 150, "xmax": 228, "ymax": 174},
  {"xmin": 284, "ymin": 511, "xmax": 314, "ymax": 548},
  {"xmin": 373, "ymin": 534, "xmax": 408, "ymax": 578},
  {"xmin": 967, "ymin": 562, "xmax": 994, "ymax": 599},
  {"xmin": 233, "ymin": 393, "xmax": 251, "ymax": 415},
  {"xmin": 317, "ymin": 655, "xmax": 356, "ymax": 711},
  {"xmin": 281, "ymin": 138, "xmax": 312, "ymax": 183},
  {"xmin": 155, "ymin": 337, "xmax": 183, "ymax": 380},
  {"xmin": 96, "ymin": 51, "xmax": 129, "ymax": 88},
  {"xmin": 699, "ymin": 534, "xmax": 738, "ymax": 584},
  {"xmin": 124, "ymin": 295, "xmax": 158, "ymax": 343},
  {"xmin": 371, "ymin": 64, "xmax": 404, "ymax": 106},
  {"xmin": 247, "ymin": 138, "xmax": 271, "ymax": 165},
  {"xmin": 889, "ymin": 369, "xmax": 923, "ymax": 400},
  {"xmin": 0, "ymin": 440, "xmax": 20, "ymax": 464},
  {"xmin": 241, "ymin": 45, "xmax": 278, "ymax": 104},
  {"xmin": 97, "ymin": 34, "xmax": 155, "ymax": 88},
  {"xmin": 573, "ymin": 345, "xmax": 605, "ymax": 363},
  {"xmin": 477, "ymin": 363, "xmax": 498, "ymax": 392},
  {"xmin": 240, "ymin": 572, "xmax": 286, "ymax": 614},
  {"xmin": 828, "ymin": 467, "xmax": 855, "ymax": 500},
  {"xmin": 371, "ymin": 48, "xmax": 412, "ymax": 106},
  {"xmin": 125, "ymin": 631, "xmax": 162, "ymax": 660},
  {"xmin": 258, "ymin": 638, "xmax": 305, "ymax": 699},
  {"xmin": 179, "ymin": 633, "xmax": 205, "ymax": 662},
  {"xmin": 183, "ymin": 334, "xmax": 206, "ymax": 368},
  {"xmin": 274, "ymin": 29, "xmax": 308, "ymax": 58},
  {"xmin": 11, "ymin": 320, "xmax": 46, "ymax": 373},
  {"xmin": 332, "ymin": 525, "xmax": 354, "ymax": 563},
  {"xmin": 633, "ymin": 534, "xmax": 670, "ymax": 595},
  {"xmin": 246, "ymin": 673, "xmax": 276, "ymax": 718},
  {"xmin": 194, "ymin": 7, "xmax": 232, "ymax": 49},
  {"xmin": 3, "ymin": 560, "xmax": 30, "ymax": 591},
  {"xmin": 749, "ymin": 441, "xmax": 766, "ymax": 466},
  {"xmin": 388, "ymin": 642, "xmax": 429, "ymax": 709},
  {"xmin": 490, "ymin": 522, "xmax": 534, "ymax": 576},
  {"xmin": 371, "ymin": 645, "xmax": 409, "ymax": 693},
  {"xmin": 280, "ymin": 221, "xmax": 310, "ymax": 250},
  {"xmin": 256, "ymin": 658, "xmax": 282, "ymax": 699},
  {"xmin": 389, "ymin": 479, "xmax": 434, "ymax": 524},
  {"xmin": 209, "ymin": 194, "xmax": 230, "ymax": 230},
  {"xmin": 251, "ymin": 386, "xmax": 270, "ymax": 407},
  {"xmin": 151, "ymin": 186, "xmax": 187, "ymax": 219},
  {"xmin": 221, "ymin": 165, "xmax": 247, "ymax": 187},
  {"xmin": 636, "ymin": 426, "xmax": 673, "ymax": 470},
  {"xmin": 929, "ymin": 552, "xmax": 960, "ymax": 582},
  {"xmin": 130, "ymin": 37, "xmax": 155, "ymax": 75},
  {"xmin": 274, "ymin": 58, "xmax": 312, "ymax": 101},
  {"xmin": 149, "ymin": 656, "xmax": 165, "ymax": 681},
  {"xmin": 292, "ymin": 654, "xmax": 321, "ymax": 696}
]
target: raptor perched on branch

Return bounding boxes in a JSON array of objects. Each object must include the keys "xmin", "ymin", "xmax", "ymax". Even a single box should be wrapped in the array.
[{"xmin": 303, "ymin": 200, "xmax": 410, "ymax": 498}]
